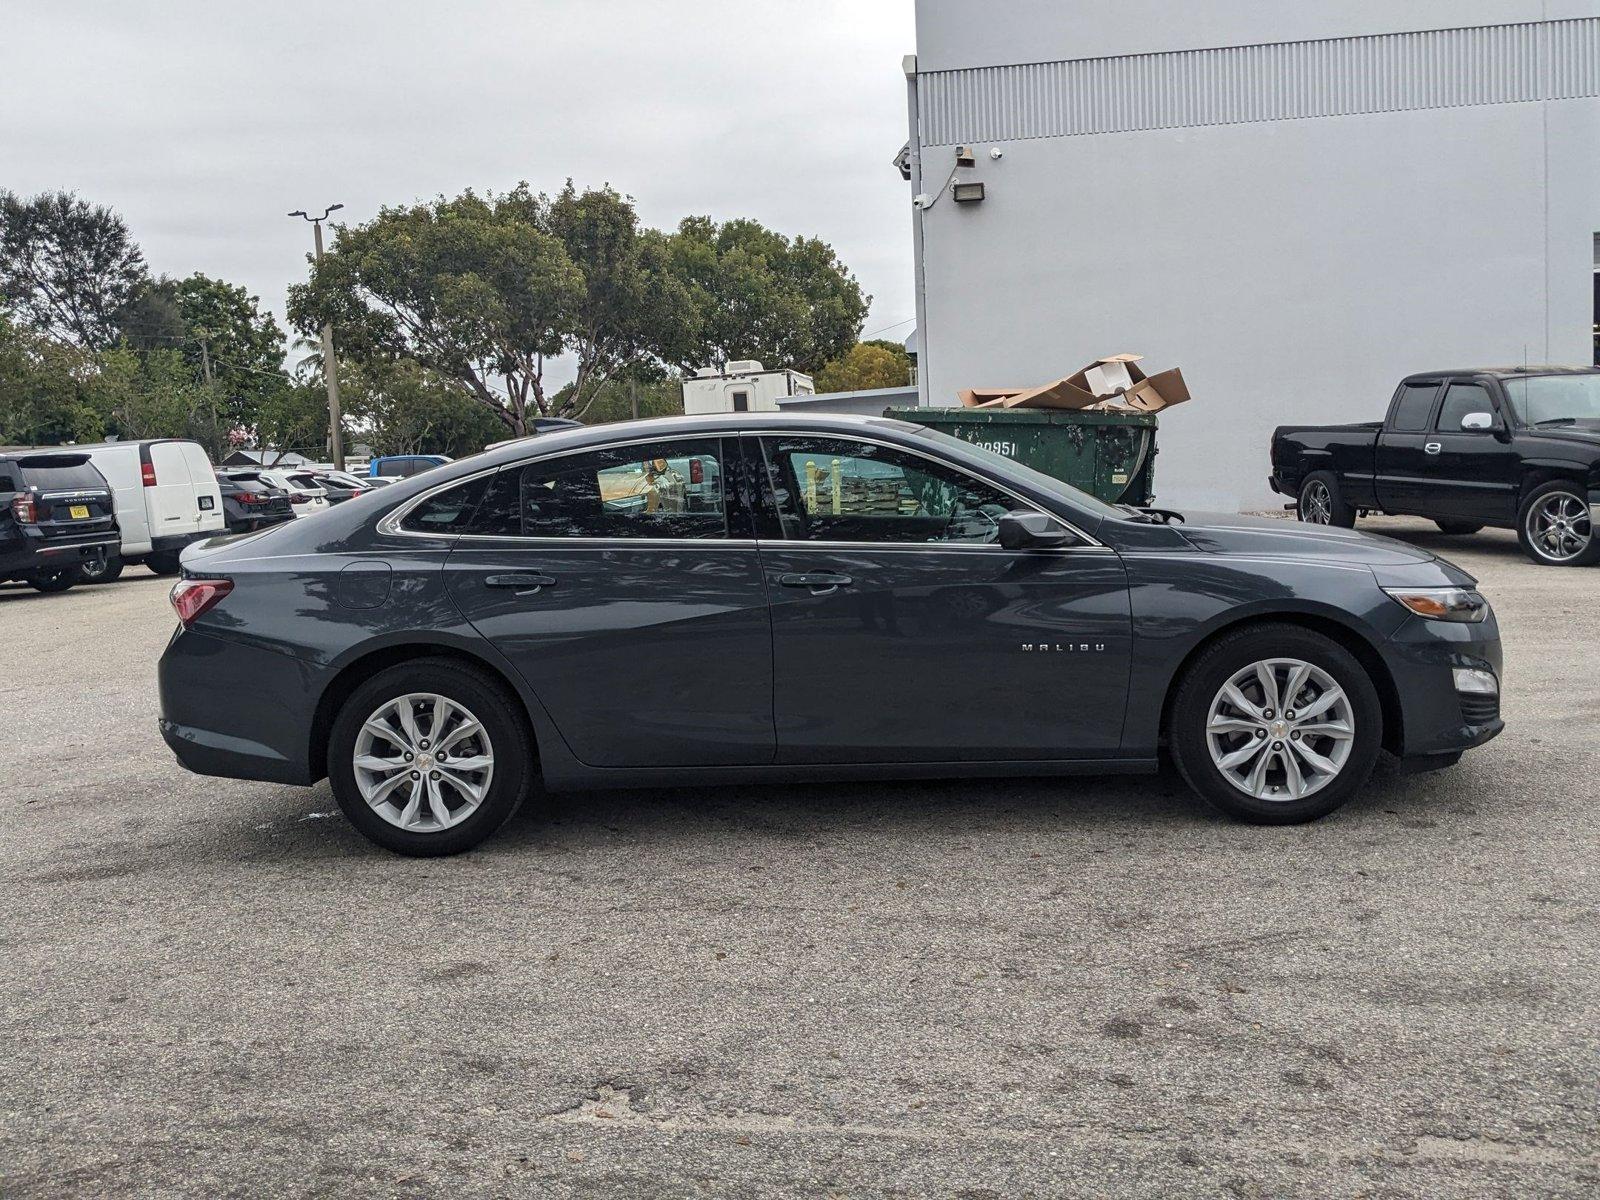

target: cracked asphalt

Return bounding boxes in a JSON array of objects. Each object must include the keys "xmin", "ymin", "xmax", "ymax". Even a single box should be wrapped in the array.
[{"xmin": 2, "ymin": 516, "xmax": 1597, "ymax": 1198}]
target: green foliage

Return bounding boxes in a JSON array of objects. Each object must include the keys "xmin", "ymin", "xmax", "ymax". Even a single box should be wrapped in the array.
[
  {"xmin": 815, "ymin": 340, "xmax": 912, "ymax": 393},
  {"xmin": 0, "ymin": 317, "xmax": 105, "ymax": 444},
  {"xmin": 341, "ymin": 360, "xmax": 505, "ymax": 458},
  {"xmin": 0, "ymin": 190, "xmax": 148, "ymax": 349},
  {"xmin": 665, "ymin": 216, "xmax": 869, "ymax": 375},
  {"xmin": 254, "ymin": 382, "xmax": 335, "ymax": 463},
  {"xmin": 288, "ymin": 185, "xmax": 586, "ymax": 436},
  {"xmin": 551, "ymin": 376, "xmax": 685, "ymax": 425}
]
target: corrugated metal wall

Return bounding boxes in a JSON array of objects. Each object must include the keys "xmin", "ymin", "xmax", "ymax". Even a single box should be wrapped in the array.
[{"xmin": 919, "ymin": 18, "xmax": 1600, "ymax": 145}]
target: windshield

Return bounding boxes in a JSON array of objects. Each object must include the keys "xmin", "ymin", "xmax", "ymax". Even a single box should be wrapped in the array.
[
  {"xmin": 903, "ymin": 425, "xmax": 1127, "ymax": 522},
  {"xmin": 1502, "ymin": 374, "xmax": 1600, "ymax": 425}
]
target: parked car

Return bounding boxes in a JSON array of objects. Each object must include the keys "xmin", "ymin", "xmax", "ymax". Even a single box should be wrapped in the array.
[
  {"xmin": 309, "ymin": 470, "xmax": 370, "ymax": 504},
  {"xmin": 215, "ymin": 473, "xmax": 296, "ymax": 533},
  {"xmin": 229, "ymin": 468, "xmax": 330, "ymax": 518},
  {"xmin": 1270, "ymin": 366, "xmax": 1600, "ymax": 566},
  {"xmin": 0, "ymin": 449, "xmax": 120, "ymax": 592},
  {"xmin": 70, "ymin": 439, "xmax": 224, "ymax": 581},
  {"xmin": 368, "ymin": 454, "xmax": 451, "ymax": 481},
  {"xmin": 160, "ymin": 414, "xmax": 1503, "ymax": 856}
]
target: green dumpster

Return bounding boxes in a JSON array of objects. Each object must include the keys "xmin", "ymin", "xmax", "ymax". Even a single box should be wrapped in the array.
[{"xmin": 884, "ymin": 406, "xmax": 1159, "ymax": 507}]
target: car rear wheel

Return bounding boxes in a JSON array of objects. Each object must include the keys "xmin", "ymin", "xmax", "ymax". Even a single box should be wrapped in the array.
[
  {"xmin": 1169, "ymin": 624, "xmax": 1383, "ymax": 824},
  {"xmin": 1433, "ymin": 520, "xmax": 1483, "ymax": 536},
  {"xmin": 1516, "ymin": 482, "xmax": 1600, "ymax": 567},
  {"xmin": 80, "ymin": 554, "xmax": 124, "ymax": 584},
  {"xmin": 145, "ymin": 551, "xmax": 181, "ymax": 576},
  {"xmin": 1297, "ymin": 472, "xmax": 1355, "ymax": 528},
  {"xmin": 328, "ymin": 659, "xmax": 533, "ymax": 856},
  {"xmin": 25, "ymin": 566, "xmax": 81, "ymax": 593}
]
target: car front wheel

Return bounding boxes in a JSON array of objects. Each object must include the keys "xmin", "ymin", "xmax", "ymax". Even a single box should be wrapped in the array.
[
  {"xmin": 328, "ymin": 658, "xmax": 533, "ymax": 856},
  {"xmin": 1169, "ymin": 624, "xmax": 1383, "ymax": 824}
]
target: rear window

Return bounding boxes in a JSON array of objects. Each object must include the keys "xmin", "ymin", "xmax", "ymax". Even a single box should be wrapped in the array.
[
  {"xmin": 19, "ymin": 458, "xmax": 105, "ymax": 491},
  {"xmin": 0, "ymin": 470, "xmax": 19, "ymax": 493},
  {"xmin": 287, "ymin": 473, "xmax": 319, "ymax": 488}
]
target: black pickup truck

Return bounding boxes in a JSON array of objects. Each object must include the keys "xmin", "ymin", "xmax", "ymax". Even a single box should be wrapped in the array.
[{"xmin": 1270, "ymin": 366, "xmax": 1600, "ymax": 566}]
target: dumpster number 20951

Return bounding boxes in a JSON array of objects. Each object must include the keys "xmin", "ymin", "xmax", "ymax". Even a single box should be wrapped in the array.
[{"xmin": 971, "ymin": 439, "xmax": 1019, "ymax": 457}]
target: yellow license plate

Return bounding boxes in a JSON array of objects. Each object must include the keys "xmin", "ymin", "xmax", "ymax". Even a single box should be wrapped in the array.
[{"xmin": 69, "ymin": 504, "xmax": 90, "ymax": 519}]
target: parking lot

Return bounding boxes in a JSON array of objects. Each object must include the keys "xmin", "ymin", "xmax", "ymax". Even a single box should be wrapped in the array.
[{"xmin": 2, "ymin": 516, "xmax": 1596, "ymax": 1198}]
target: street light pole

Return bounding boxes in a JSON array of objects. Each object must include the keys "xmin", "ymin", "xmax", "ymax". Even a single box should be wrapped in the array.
[{"xmin": 289, "ymin": 204, "xmax": 345, "ymax": 471}]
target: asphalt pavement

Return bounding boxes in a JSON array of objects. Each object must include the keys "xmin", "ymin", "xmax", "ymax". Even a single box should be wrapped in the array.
[{"xmin": 2, "ymin": 517, "xmax": 1596, "ymax": 1198}]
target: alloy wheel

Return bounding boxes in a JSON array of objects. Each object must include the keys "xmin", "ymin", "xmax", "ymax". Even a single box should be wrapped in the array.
[
  {"xmin": 1300, "ymin": 481, "xmax": 1332, "ymax": 525},
  {"xmin": 1526, "ymin": 492, "xmax": 1592, "ymax": 562},
  {"xmin": 1206, "ymin": 658, "xmax": 1354, "ymax": 801},
  {"xmin": 353, "ymin": 693, "xmax": 495, "ymax": 832}
]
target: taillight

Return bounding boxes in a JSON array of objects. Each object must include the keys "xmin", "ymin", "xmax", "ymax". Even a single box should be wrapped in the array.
[
  {"xmin": 141, "ymin": 460, "xmax": 157, "ymax": 487},
  {"xmin": 689, "ymin": 458, "xmax": 704, "ymax": 484},
  {"xmin": 170, "ymin": 578, "xmax": 233, "ymax": 626},
  {"xmin": 288, "ymin": 492, "xmax": 311, "ymax": 504},
  {"xmin": 10, "ymin": 492, "xmax": 38, "ymax": 524},
  {"xmin": 235, "ymin": 492, "xmax": 264, "ymax": 506}
]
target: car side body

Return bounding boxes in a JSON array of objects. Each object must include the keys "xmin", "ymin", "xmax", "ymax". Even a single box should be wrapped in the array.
[{"xmin": 159, "ymin": 414, "xmax": 1501, "ymax": 839}]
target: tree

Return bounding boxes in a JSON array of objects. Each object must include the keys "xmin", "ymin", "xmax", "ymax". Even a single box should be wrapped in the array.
[
  {"xmin": 0, "ymin": 316, "xmax": 104, "ymax": 445},
  {"xmin": 341, "ymin": 359, "xmax": 505, "ymax": 458},
  {"xmin": 290, "ymin": 184, "xmax": 697, "ymax": 434},
  {"xmin": 815, "ymin": 339, "xmax": 912, "ymax": 393},
  {"xmin": 665, "ymin": 216, "xmax": 869, "ymax": 375},
  {"xmin": 0, "ymin": 191, "xmax": 148, "ymax": 349}
]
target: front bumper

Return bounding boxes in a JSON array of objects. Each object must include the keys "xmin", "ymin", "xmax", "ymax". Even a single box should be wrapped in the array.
[
  {"xmin": 158, "ymin": 628, "xmax": 320, "ymax": 785},
  {"xmin": 1383, "ymin": 611, "xmax": 1504, "ymax": 762}
]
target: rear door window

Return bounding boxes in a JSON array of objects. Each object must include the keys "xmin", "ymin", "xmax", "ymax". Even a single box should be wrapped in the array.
[
  {"xmin": 1389, "ymin": 382, "xmax": 1440, "ymax": 432},
  {"xmin": 398, "ymin": 474, "xmax": 490, "ymax": 535},
  {"xmin": 469, "ymin": 439, "xmax": 728, "ymax": 540}
]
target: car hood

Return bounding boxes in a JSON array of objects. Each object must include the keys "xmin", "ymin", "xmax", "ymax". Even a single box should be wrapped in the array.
[{"xmin": 1172, "ymin": 511, "xmax": 1465, "ymax": 571}]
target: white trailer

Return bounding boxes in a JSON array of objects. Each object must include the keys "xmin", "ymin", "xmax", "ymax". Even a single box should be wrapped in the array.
[{"xmin": 680, "ymin": 361, "xmax": 814, "ymax": 415}]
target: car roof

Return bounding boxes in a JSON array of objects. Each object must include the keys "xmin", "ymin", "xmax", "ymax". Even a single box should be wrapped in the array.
[{"xmin": 1401, "ymin": 366, "xmax": 1600, "ymax": 382}]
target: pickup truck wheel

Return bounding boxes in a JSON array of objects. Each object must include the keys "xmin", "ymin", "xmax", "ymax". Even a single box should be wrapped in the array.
[
  {"xmin": 1297, "ymin": 472, "xmax": 1355, "ymax": 528},
  {"xmin": 1169, "ymin": 624, "xmax": 1383, "ymax": 825},
  {"xmin": 1433, "ymin": 521, "xmax": 1483, "ymax": 536},
  {"xmin": 1517, "ymin": 482, "xmax": 1600, "ymax": 567}
]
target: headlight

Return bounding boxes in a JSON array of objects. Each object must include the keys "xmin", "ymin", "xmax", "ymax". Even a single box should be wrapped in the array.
[{"xmin": 1382, "ymin": 586, "xmax": 1490, "ymax": 623}]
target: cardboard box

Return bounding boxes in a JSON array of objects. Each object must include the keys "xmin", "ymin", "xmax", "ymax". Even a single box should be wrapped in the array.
[{"xmin": 963, "ymin": 354, "xmax": 1191, "ymax": 414}]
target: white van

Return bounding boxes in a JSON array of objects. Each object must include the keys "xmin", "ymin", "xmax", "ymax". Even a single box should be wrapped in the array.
[{"xmin": 75, "ymin": 440, "xmax": 225, "ymax": 579}]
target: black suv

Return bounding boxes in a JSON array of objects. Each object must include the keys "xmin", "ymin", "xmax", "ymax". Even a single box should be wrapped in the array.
[
  {"xmin": 0, "ymin": 450, "xmax": 119, "ymax": 592},
  {"xmin": 216, "ymin": 472, "xmax": 296, "ymax": 533}
]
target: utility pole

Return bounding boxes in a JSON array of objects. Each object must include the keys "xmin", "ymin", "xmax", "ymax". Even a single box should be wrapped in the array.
[{"xmin": 289, "ymin": 204, "xmax": 346, "ymax": 470}]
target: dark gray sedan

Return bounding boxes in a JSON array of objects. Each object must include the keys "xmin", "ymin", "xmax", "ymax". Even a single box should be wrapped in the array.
[{"xmin": 158, "ymin": 414, "xmax": 1503, "ymax": 855}]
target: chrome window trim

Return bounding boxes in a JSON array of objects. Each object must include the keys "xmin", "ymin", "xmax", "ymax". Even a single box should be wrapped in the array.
[{"xmin": 376, "ymin": 427, "xmax": 1106, "ymax": 550}]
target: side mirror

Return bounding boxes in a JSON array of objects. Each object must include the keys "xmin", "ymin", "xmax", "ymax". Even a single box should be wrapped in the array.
[
  {"xmin": 1460, "ymin": 412, "xmax": 1494, "ymax": 431},
  {"xmin": 998, "ymin": 510, "xmax": 1073, "ymax": 550}
]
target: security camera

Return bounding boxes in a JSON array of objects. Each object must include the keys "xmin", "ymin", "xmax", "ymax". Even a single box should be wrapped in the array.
[
  {"xmin": 913, "ymin": 193, "xmax": 933, "ymax": 209},
  {"xmin": 989, "ymin": 147, "xmax": 1004, "ymax": 160}
]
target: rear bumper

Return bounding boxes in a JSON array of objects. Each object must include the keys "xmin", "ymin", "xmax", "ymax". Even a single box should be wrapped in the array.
[
  {"xmin": 0, "ymin": 531, "xmax": 117, "ymax": 577},
  {"xmin": 158, "ymin": 628, "xmax": 320, "ymax": 785}
]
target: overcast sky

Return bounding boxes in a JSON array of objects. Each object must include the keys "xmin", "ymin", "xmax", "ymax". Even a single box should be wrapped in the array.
[{"xmin": 2, "ymin": 0, "xmax": 917, "ymax": 376}]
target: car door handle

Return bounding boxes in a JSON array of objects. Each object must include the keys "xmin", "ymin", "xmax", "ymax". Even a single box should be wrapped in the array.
[
  {"xmin": 1424, "ymin": 442, "xmax": 1442, "ymax": 455},
  {"xmin": 485, "ymin": 572, "xmax": 556, "ymax": 595},
  {"xmin": 779, "ymin": 572, "xmax": 853, "ymax": 594}
]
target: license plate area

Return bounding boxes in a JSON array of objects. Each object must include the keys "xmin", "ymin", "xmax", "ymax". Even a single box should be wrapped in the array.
[{"xmin": 69, "ymin": 504, "xmax": 90, "ymax": 519}]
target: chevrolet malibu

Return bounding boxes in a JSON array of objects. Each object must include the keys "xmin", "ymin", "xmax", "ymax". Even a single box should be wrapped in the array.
[{"xmin": 158, "ymin": 414, "xmax": 1503, "ymax": 856}]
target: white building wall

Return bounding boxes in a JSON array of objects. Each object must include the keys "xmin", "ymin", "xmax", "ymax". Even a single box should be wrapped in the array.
[{"xmin": 909, "ymin": 2, "xmax": 1600, "ymax": 510}]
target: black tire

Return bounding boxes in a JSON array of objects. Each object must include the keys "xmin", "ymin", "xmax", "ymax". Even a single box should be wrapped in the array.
[
  {"xmin": 1297, "ymin": 471, "xmax": 1355, "ymax": 528},
  {"xmin": 1515, "ymin": 481, "xmax": 1600, "ymax": 567},
  {"xmin": 26, "ymin": 566, "xmax": 81, "ymax": 593},
  {"xmin": 327, "ymin": 658, "xmax": 534, "ymax": 856},
  {"xmin": 80, "ymin": 554, "xmax": 124, "ymax": 584},
  {"xmin": 145, "ymin": 551, "xmax": 181, "ymax": 576},
  {"xmin": 1433, "ymin": 521, "xmax": 1484, "ymax": 536},
  {"xmin": 1168, "ymin": 623, "xmax": 1384, "ymax": 825}
]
